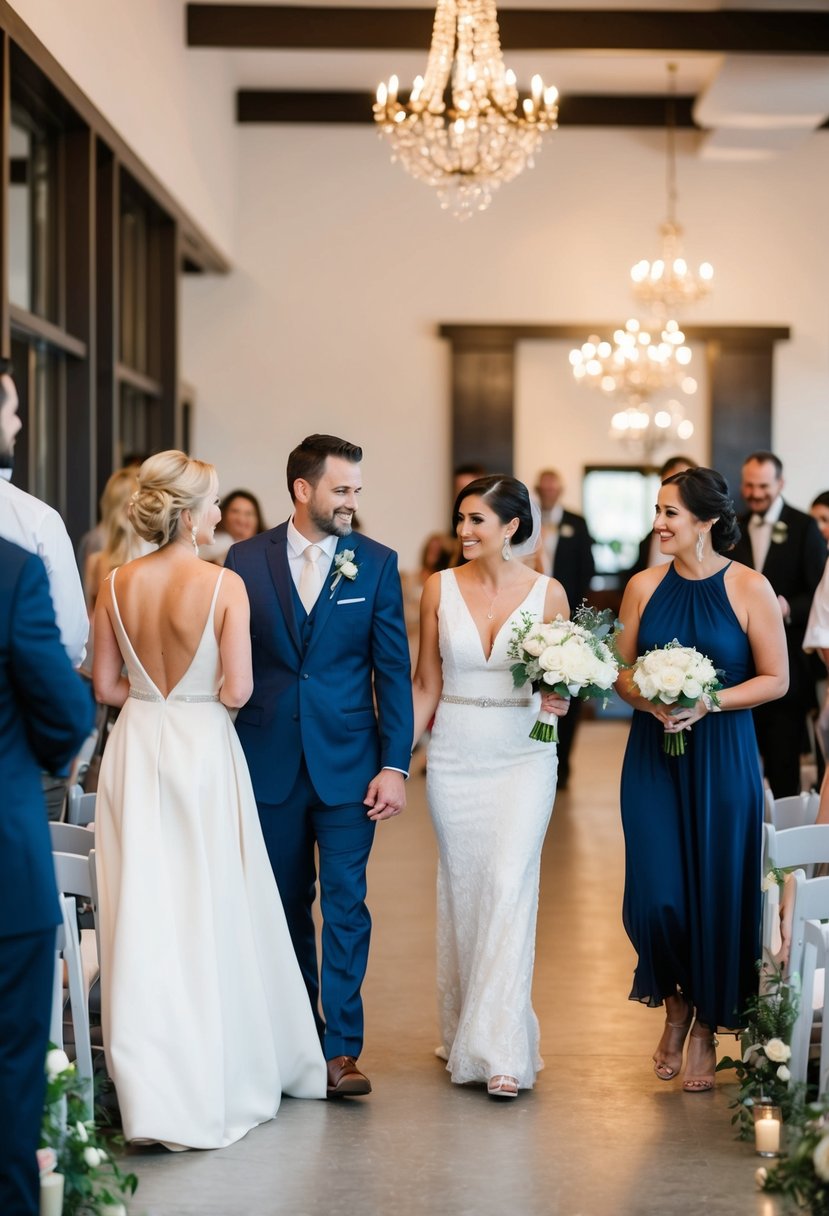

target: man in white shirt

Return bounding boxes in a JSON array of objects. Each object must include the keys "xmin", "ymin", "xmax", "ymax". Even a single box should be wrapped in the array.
[{"xmin": 0, "ymin": 361, "xmax": 88, "ymax": 667}]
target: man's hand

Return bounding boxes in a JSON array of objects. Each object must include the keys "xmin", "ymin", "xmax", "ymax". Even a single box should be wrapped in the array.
[
  {"xmin": 364, "ymin": 769, "xmax": 406, "ymax": 821},
  {"xmin": 777, "ymin": 594, "xmax": 792, "ymax": 623}
]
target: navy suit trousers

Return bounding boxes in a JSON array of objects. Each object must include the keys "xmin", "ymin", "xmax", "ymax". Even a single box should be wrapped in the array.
[
  {"xmin": 0, "ymin": 928, "xmax": 55, "ymax": 1216},
  {"xmin": 257, "ymin": 759, "xmax": 376, "ymax": 1060}
]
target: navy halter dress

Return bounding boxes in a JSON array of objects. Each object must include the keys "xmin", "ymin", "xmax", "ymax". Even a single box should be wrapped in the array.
[{"xmin": 620, "ymin": 562, "xmax": 764, "ymax": 1029}]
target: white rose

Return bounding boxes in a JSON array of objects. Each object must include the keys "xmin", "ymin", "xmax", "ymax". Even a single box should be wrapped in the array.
[
  {"xmin": 764, "ymin": 1038, "xmax": 791, "ymax": 1063},
  {"xmin": 339, "ymin": 561, "xmax": 358, "ymax": 579},
  {"xmin": 754, "ymin": 1167, "xmax": 768, "ymax": 1189},
  {"xmin": 666, "ymin": 648, "xmax": 692, "ymax": 670},
  {"xmin": 642, "ymin": 651, "xmax": 663, "ymax": 675},
  {"xmin": 45, "ymin": 1049, "xmax": 71, "ymax": 1079},
  {"xmin": 559, "ymin": 638, "xmax": 592, "ymax": 686},
  {"xmin": 760, "ymin": 873, "xmax": 778, "ymax": 893},
  {"xmin": 83, "ymin": 1147, "xmax": 103, "ymax": 1169},
  {"xmin": 522, "ymin": 634, "xmax": 547, "ymax": 658},
  {"xmin": 657, "ymin": 668, "xmax": 685, "ymax": 700},
  {"xmin": 696, "ymin": 659, "xmax": 717, "ymax": 684},
  {"xmin": 777, "ymin": 1064, "xmax": 790, "ymax": 1081},
  {"xmin": 814, "ymin": 1135, "xmax": 829, "ymax": 1182},
  {"xmin": 538, "ymin": 645, "xmax": 565, "ymax": 673},
  {"xmin": 682, "ymin": 676, "xmax": 703, "ymax": 700},
  {"xmin": 635, "ymin": 672, "xmax": 658, "ymax": 701},
  {"xmin": 75, "ymin": 1122, "xmax": 89, "ymax": 1143}
]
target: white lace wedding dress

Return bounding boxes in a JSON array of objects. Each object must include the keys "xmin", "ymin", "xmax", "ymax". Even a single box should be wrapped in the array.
[
  {"xmin": 95, "ymin": 569, "xmax": 327, "ymax": 1150},
  {"xmin": 427, "ymin": 570, "xmax": 558, "ymax": 1090}
]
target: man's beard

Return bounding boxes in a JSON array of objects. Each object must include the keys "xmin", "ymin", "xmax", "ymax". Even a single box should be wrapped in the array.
[{"xmin": 308, "ymin": 502, "xmax": 353, "ymax": 538}]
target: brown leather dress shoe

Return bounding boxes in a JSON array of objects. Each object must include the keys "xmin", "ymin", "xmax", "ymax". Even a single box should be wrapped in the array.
[{"xmin": 326, "ymin": 1055, "xmax": 372, "ymax": 1097}]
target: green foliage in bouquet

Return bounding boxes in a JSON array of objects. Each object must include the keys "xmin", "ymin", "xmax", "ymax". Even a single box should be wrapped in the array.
[
  {"xmin": 716, "ymin": 966, "xmax": 803, "ymax": 1140},
  {"xmin": 41, "ymin": 1047, "xmax": 138, "ymax": 1215}
]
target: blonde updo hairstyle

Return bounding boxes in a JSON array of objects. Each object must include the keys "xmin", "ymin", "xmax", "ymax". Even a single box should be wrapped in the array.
[{"xmin": 130, "ymin": 450, "xmax": 217, "ymax": 548}]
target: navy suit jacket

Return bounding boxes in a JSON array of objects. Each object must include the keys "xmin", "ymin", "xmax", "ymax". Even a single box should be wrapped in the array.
[
  {"xmin": 0, "ymin": 538, "xmax": 94, "ymax": 938},
  {"xmin": 226, "ymin": 523, "xmax": 414, "ymax": 806}
]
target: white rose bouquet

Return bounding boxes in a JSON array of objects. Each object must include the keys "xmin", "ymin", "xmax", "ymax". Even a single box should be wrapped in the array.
[
  {"xmin": 631, "ymin": 640, "xmax": 723, "ymax": 756},
  {"xmin": 507, "ymin": 604, "xmax": 620, "ymax": 743}
]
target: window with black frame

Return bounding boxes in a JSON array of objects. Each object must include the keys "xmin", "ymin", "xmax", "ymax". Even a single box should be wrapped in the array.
[
  {"xmin": 583, "ymin": 466, "xmax": 662, "ymax": 578},
  {"xmin": 117, "ymin": 175, "xmax": 163, "ymax": 467}
]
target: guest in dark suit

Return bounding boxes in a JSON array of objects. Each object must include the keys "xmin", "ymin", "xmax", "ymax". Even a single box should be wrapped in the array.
[
  {"xmin": 623, "ymin": 455, "xmax": 698, "ymax": 584},
  {"xmin": 731, "ymin": 451, "xmax": 827, "ymax": 796},
  {"xmin": 533, "ymin": 469, "xmax": 595, "ymax": 789},
  {"xmin": 0, "ymin": 539, "xmax": 94, "ymax": 1216},
  {"xmin": 225, "ymin": 435, "xmax": 413, "ymax": 1098}
]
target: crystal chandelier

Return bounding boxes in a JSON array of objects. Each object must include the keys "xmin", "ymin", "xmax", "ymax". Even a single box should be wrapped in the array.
[
  {"xmin": 629, "ymin": 64, "xmax": 713, "ymax": 311},
  {"xmin": 372, "ymin": 0, "xmax": 559, "ymax": 219},
  {"xmin": 569, "ymin": 318, "xmax": 698, "ymax": 455}
]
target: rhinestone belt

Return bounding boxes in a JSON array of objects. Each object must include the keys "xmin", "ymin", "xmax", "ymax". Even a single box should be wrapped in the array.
[
  {"xmin": 440, "ymin": 694, "xmax": 532, "ymax": 709},
  {"xmin": 129, "ymin": 689, "xmax": 220, "ymax": 704}
]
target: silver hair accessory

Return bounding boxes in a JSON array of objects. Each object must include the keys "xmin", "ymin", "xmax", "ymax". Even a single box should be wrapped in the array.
[
  {"xmin": 510, "ymin": 498, "xmax": 542, "ymax": 560},
  {"xmin": 696, "ymin": 531, "xmax": 705, "ymax": 563}
]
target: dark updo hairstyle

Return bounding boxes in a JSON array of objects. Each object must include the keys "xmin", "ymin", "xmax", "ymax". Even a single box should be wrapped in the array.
[
  {"xmin": 812, "ymin": 491, "xmax": 829, "ymax": 511},
  {"xmin": 452, "ymin": 475, "xmax": 534, "ymax": 547},
  {"xmin": 662, "ymin": 466, "xmax": 741, "ymax": 554}
]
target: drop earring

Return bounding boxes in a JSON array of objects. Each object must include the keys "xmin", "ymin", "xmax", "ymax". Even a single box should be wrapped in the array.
[
  {"xmin": 191, "ymin": 525, "xmax": 199, "ymax": 556},
  {"xmin": 502, "ymin": 536, "xmax": 512, "ymax": 561},
  {"xmin": 696, "ymin": 531, "xmax": 705, "ymax": 563}
]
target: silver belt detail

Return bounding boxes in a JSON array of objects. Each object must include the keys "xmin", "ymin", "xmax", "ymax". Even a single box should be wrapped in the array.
[
  {"xmin": 129, "ymin": 689, "xmax": 220, "ymax": 704},
  {"xmin": 440, "ymin": 694, "xmax": 531, "ymax": 709}
]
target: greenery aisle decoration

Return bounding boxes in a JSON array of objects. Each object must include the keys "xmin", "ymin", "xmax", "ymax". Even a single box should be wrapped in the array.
[
  {"xmin": 716, "ymin": 965, "xmax": 802, "ymax": 1139},
  {"xmin": 758, "ymin": 1097, "xmax": 829, "ymax": 1212},
  {"xmin": 41, "ymin": 1047, "xmax": 138, "ymax": 1215}
]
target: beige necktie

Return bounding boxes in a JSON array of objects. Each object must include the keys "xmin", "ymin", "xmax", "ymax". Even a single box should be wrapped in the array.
[
  {"xmin": 750, "ymin": 515, "xmax": 772, "ymax": 571},
  {"xmin": 298, "ymin": 544, "xmax": 323, "ymax": 614}
]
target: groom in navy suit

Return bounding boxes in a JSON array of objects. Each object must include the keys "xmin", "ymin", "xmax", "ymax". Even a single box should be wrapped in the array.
[{"xmin": 226, "ymin": 434, "xmax": 413, "ymax": 1096}]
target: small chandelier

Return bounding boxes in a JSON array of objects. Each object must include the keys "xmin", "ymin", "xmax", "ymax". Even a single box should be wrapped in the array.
[
  {"xmin": 608, "ymin": 401, "xmax": 695, "ymax": 460},
  {"xmin": 372, "ymin": 0, "xmax": 559, "ymax": 219},
  {"xmin": 630, "ymin": 64, "xmax": 713, "ymax": 311},
  {"xmin": 569, "ymin": 318, "xmax": 697, "ymax": 401}
]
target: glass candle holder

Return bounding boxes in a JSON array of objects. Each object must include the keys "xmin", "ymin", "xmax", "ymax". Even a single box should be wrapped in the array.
[{"xmin": 754, "ymin": 1101, "xmax": 782, "ymax": 1157}]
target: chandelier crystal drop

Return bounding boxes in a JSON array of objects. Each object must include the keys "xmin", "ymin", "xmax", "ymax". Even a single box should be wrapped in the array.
[
  {"xmin": 629, "ymin": 63, "xmax": 713, "ymax": 312},
  {"xmin": 372, "ymin": 0, "xmax": 559, "ymax": 219}
]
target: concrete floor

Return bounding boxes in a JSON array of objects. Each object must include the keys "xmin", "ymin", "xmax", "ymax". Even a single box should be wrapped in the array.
[{"xmin": 117, "ymin": 721, "xmax": 783, "ymax": 1216}]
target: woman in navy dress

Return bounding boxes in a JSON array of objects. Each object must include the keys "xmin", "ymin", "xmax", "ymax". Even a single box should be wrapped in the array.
[{"xmin": 615, "ymin": 468, "xmax": 788, "ymax": 1091}]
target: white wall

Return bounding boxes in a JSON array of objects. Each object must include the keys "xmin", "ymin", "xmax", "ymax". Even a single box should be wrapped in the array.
[
  {"xmin": 10, "ymin": 0, "xmax": 237, "ymax": 258},
  {"xmin": 183, "ymin": 123, "xmax": 829, "ymax": 568}
]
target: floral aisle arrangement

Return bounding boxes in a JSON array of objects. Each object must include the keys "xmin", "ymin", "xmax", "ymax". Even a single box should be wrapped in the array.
[
  {"xmin": 758, "ymin": 1096, "xmax": 829, "ymax": 1212},
  {"xmin": 507, "ymin": 604, "xmax": 620, "ymax": 743},
  {"xmin": 716, "ymin": 967, "xmax": 801, "ymax": 1140},
  {"xmin": 41, "ymin": 1047, "xmax": 138, "ymax": 1215},
  {"xmin": 630, "ymin": 639, "xmax": 723, "ymax": 756}
]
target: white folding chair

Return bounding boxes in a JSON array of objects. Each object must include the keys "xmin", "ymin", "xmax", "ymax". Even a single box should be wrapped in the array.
[
  {"xmin": 765, "ymin": 790, "xmax": 820, "ymax": 831},
  {"xmin": 783, "ymin": 872, "xmax": 829, "ymax": 1090},
  {"xmin": 50, "ymin": 851, "xmax": 101, "ymax": 1116},
  {"xmin": 66, "ymin": 784, "xmax": 96, "ymax": 827},
  {"xmin": 49, "ymin": 821, "xmax": 95, "ymax": 856},
  {"xmin": 761, "ymin": 823, "xmax": 829, "ymax": 973}
]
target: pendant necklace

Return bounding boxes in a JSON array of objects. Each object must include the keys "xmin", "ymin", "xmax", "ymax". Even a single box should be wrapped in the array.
[{"xmin": 476, "ymin": 579, "xmax": 503, "ymax": 620}]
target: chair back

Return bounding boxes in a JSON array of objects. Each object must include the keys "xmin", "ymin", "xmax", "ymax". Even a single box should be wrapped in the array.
[
  {"xmin": 66, "ymin": 784, "xmax": 96, "ymax": 827},
  {"xmin": 766, "ymin": 792, "xmax": 820, "ymax": 831},
  {"xmin": 765, "ymin": 822, "xmax": 829, "ymax": 877},
  {"xmin": 49, "ymin": 822, "xmax": 94, "ymax": 856}
]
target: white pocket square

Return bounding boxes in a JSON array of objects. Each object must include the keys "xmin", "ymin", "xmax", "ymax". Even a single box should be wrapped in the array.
[{"xmin": 337, "ymin": 597, "xmax": 366, "ymax": 605}]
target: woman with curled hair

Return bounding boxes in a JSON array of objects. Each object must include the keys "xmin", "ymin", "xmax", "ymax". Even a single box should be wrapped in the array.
[
  {"xmin": 614, "ymin": 466, "xmax": 788, "ymax": 1092},
  {"xmin": 93, "ymin": 450, "xmax": 325, "ymax": 1150},
  {"xmin": 412, "ymin": 475, "xmax": 570, "ymax": 1098}
]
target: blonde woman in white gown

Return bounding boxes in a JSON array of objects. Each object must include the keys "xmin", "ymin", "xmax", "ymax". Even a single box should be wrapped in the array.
[
  {"xmin": 412, "ymin": 475, "xmax": 570, "ymax": 1098},
  {"xmin": 93, "ymin": 451, "xmax": 326, "ymax": 1150}
]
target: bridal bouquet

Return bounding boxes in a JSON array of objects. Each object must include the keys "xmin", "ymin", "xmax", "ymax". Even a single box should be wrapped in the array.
[
  {"xmin": 508, "ymin": 604, "xmax": 620, "ymax": 743},
  {"xmin": 631, "ymin": 640, "xmax": 723, "ymax": 756}
]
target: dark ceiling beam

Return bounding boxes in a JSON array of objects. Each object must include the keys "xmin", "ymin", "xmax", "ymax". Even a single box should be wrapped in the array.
[
  {"xmin": 237, "ymin": 89, "xmax": 699, "ymax": 127},
  {"xmin": 188, "ymin": 5, "xmax": 829, "ymax": 53}
]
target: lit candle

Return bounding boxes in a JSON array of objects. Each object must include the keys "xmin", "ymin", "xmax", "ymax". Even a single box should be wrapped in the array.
[
  {"xmin": 40, "ymin": 1172, "xmax": 65, "ymax": 1216},
  {"xmin": 755, "ymin": 1115, "xmax": 781, "ymax": 1156}
]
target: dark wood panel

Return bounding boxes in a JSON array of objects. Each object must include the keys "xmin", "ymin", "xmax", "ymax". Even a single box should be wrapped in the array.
[
  {"xmin": 0, "ymin": 31, "xmax": 10, "ymax": 356},
  {"xmin": 96, "ymin": 150, "xmax": 117, "ymax": 491},
  {"xmin": 237, "ymin": 89, "xmax": 698, "ymax": 128},
  {"xmin": 63, "ymin": 127, "xmax": 95, "ymax": 538},
  {"xmin": 452, "ymin": 344, "xmax": 514, "ymax": 477},
  {"xmin": 8, "ymin": 303, "xmax": 87, "ymax": 356},
  {"xmin": 708, "ymin": 340, "xmax": 775, "ymax": 503},
  {"xmin": 440, "ymin": 323, "xmax": 791, "ymax": 346},
  {"xmin": 189, "ymin": 4, "xmax": 829, "ymax": 52}
]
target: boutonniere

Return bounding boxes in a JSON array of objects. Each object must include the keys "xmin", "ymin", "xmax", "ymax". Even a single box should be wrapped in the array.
[
  {"xmin": 329, "ymin": 549, "xmax": 359, "ymax": 597},
  {"xmin": 559, "ymin": 523, "xmax": 575, "ymax": 539},
  {"xmin": 771, "ymin": 521, "xmax": 788, "ymax": 545}
]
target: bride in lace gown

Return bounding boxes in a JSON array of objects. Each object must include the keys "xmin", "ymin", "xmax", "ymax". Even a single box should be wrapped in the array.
[
  {"xmin": 412, "ymin": 476, "xmax": 570, "ymax": 1098},
  {"xmin": 93, "ymin": 452, "xmax": 326, "ymax": 1150}
]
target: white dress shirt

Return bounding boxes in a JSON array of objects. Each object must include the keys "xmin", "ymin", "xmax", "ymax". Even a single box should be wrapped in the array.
[
  {"xmin": 0, "ymin": 471, "xmax": 88, "ymax": 666},
  {"xmin": 539, "ymin": 504, "xmax": 564, "ymax": 576},
  {"xmin": 749, "ymin": 494, "xmax": 784, "ymax": 572},
  {"xmin": 286, "ymin": 517, "xmax": 337, "ymax": 606},
  {"xmin": 804, "ymin": 558, "xmax": 829, "ymax": 653}
]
